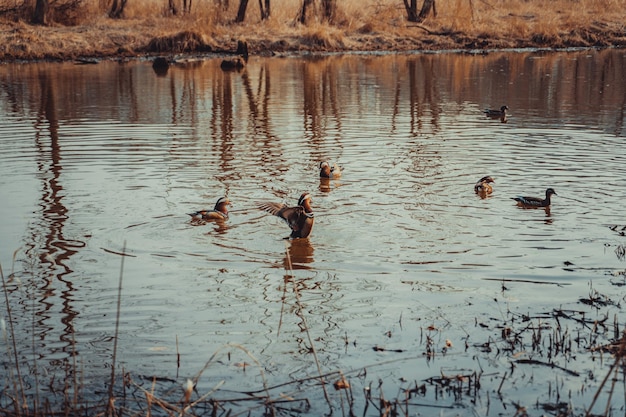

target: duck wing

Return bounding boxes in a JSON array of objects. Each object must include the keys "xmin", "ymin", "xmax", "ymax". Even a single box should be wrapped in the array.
[
  {"xmin": 202, "ymin": 210, "xmax": 228, "ymax": 220},
  {"xmin": 512, "ymin": 196, "xmax": 544, "ymax": 206},
  {"xmin": 258, "ymin": 202, "xmax": 300, "ymax": 226},
  {"xmin": 188, "ymin": 210, "xmax": 227, "ymax": 220},
  {"xmin": 257, "ymin": 201, "xmax": 286, "ymax": 215},
  {"xmin": 188, "ymin": 210, "xmax": 207, "ymax": 219},
  {"xmin": 258, "ymin": 202, "xmax": 314, "ymax": 236}
]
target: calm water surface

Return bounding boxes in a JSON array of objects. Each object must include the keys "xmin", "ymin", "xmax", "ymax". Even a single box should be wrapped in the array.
[{"xmin": 1, "ymin": 49, "xmax": 625, "ymax": 415}]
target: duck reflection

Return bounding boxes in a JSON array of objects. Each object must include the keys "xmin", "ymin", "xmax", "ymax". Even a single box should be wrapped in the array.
[
  {"xmin": 543, "ymin": 207, "xmax": 553, "ymax": 224},
  {"xmin": 283, "ymin": 238, "xmax": 315, "ymax": 270},
  {"xmin": 319, "ymin": 177, "xmax": 342, "ymax": 193},
  {"xmin": 189, "ymin": 219, "xmax": 228, "ymax": 235},
  {"xmin": 189, "ymin": 218, "xmax": 229, "ymax": 235},
  {"xmin": 211, "ymin": 220, "xmax": 229, "ymax": 235}
]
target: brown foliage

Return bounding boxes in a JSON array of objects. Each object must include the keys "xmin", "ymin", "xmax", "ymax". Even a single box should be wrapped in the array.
[
  {"xmin": 0, "ymin": 0, "xmax": 625, "ymax": 61},
  {"xmin": 146, "ymin": 30, "xmax": 214, "ymax": 53}
]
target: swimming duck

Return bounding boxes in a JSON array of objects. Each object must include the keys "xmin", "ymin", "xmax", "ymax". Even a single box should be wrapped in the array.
[
  {"xmin": 257, "ymin": 192, "xmax": 314, "ymax": 239},
  {"xmin": 512, "ymin": 188, "xmax": 557, "ymax": 208},
  {"xmin": 483, "ymin": 105, "xmax": 509, "ymax": 118},
  {"xmin": 474, "ymin": 176, "xmax": 495, "ymax": 194},
  {"xmin": 319, "ymin": 161, "xmax": 342, "ymax": 179},
  {"xmin": 188, "ymin": 197, "xmax": 231, "ymax": 221}
]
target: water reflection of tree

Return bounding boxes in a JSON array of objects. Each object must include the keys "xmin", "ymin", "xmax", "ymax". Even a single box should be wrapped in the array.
[
  {"xmin": 406, "ymin": 56, "xmax": 442, "ymax": 136},
  {"xmin": 241, "ymin": 65, "xmax": 271, "ymax": 139},
  {"xmin": 302, "ymin": 58, "xmax": 343, "ymax": 159},
  {"xmin": 27, "ymin": 70, "xmax": 82, "ymax": 363},
  {"xmin": 207, "ymin": 63, "xmax": 284, "ymax": 184},
  {"xmin": 213, "ymin": 71, "xmax": 234, "ymax": 143},
  {"xmin": 399, "ymin": 56, "xmax": 444, "ymax": 180},
  {"xmin": 240, "ymin": 63, "xmax": 287, "ymax": 172}
]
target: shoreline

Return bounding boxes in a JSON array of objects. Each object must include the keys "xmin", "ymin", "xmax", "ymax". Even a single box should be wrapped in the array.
[{"xmin": 1, "ymin": 18, "xmax": 625, "ymax": 63}]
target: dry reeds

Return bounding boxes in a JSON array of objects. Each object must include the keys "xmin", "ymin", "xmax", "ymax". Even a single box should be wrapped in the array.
[
  {"xmin": 586, "ymin": 331, "xmax": 626, "ymax": 416},
  {"xmin": 1, "ymin": 256, "xmax": 27, "ymax": 417},
  {"xmin": 146, "ymin": 30, "xmax": 215, "ymax": 53},
  {"xmin": 0, "ymin": 0, "xmax": 625, "ymax": 61}
]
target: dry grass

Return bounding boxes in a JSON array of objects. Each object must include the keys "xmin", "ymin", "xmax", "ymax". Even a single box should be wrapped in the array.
[{"xmin": 0, "ymin": 0, "xmax": 624, "ymax": 60}]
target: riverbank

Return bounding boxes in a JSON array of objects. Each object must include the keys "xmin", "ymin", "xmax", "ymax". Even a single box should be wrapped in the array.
[{"xmin": 1, "ymin": 0, "xmax": 625, "ymax": 62}]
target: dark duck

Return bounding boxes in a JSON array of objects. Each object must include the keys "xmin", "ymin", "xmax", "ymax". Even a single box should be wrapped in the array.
[
  {"xmin": 484, "ymin": 105, "xmax": 509, "ymax": 120},
  {"xmin": 512, "ymin": 188, "xmax": 557, "ymax": 208}
]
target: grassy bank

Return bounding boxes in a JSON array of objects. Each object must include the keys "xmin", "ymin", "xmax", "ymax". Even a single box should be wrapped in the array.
[{"xmin": 0, "ymin": 0, "xmax": 625, "ymax": 61}]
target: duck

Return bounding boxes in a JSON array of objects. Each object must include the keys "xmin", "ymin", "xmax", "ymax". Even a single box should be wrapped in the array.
[
  {"xmin": 257, "ymin": 192, "xmax": 314, "ymax": 239},
  {"xmin": 483, "ymin": 105, "xmax": 509, "ymax": 118},
  {"xmin": 474, "ymin": 176, "xmax": 495, "ymax": 194},
  {"xmin": 188, "ymin": 197, "xmax": 231, "ymax": 221},
  {"xmin": 512, "ymin": 188, "xmax": 557, "ymax": 208},
  {"xmin": 319, "ymin": 161, "xmax": 342, "ymax": 179}
]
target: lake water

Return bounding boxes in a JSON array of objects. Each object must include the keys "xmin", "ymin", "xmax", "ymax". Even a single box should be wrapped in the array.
[{"xmin": 1, "ymin": 48, "xmax": 625, "ymax": 416}]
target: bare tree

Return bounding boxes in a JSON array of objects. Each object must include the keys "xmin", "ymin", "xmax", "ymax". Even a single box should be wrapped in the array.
[
  {"xmin": 235, "ymin": 0, "xmax": 249, "ymax": 22},
  {"xmin": 298, "ymin": 0, "xmax": 313, "ymax": 24},
  {"xmin": 418, "ymin": 0, "xmax": 436, "ymax": 20},
  {"xmin": 403, "ymin": 0, "xmax": 436, "ymax": 22},
  {"xmin": 32, "ymin": 0, "xmax": 49, "ymax": 24},
  {"xmin": 403, "ymin": 0, "xmax": 418, "ymax": 21},
  {"xmin": 109, "ymin": 0, "xmax": 127, "ymax": 18},
  {"xmin": 259, "ymin": 0, "xmax": 269, "ymax": 19},
  {"xmin": 235, "ymin": 0, "xmax": 270, "ymax": 22},
  {"xmin": 322, "ymin": 0, "xmax": 334, "ymax": 20},
  {"xmin": 298, "ymin": 0, "xmax": 335, "ymax": 24},
  {"xmin": 168, "ymin": 0, "xmax": 179, "ymax": 15},
  {"xmin": 168, "ymin": 0, "xmax": 192, "ymax": 15}
]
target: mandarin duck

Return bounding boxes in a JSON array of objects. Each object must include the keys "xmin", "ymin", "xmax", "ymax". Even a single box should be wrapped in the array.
[
  {"xmin": 319, "ymin": 161, "xmax": 342, "ymax": 179},
  {"xmin": 257, "ymin": 192, "xmax": 314, "ymax": 239},
  {"xmin": 474, "ymin": 176, "xmax": 495, "ymax": 194},
  {"xmin": 188, "ymin": 197, "xmax": 231, "ymax": 221}
]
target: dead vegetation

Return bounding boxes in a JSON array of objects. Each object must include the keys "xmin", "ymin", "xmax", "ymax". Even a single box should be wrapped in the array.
[
  {"xmin": 145, "ymin": 30, "xmax": 215, "ymax": 53},
  {"xmin": 0, "ymin": 0, "xmax": 625, "ymax": 61}
]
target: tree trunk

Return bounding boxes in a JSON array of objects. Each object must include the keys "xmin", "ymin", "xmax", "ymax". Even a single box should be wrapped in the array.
[
  {"xmin": 417, "ymin": 0, "xmax": 436, "ymax": 21},
  {"xmin": 402, "ymin": 0, "xmax": 436, "ymax": 23},
  {"xmin": 168, "ymin": 0, "xmax": 178, "ymax": 15},
  {"xmin": 258, "ymin": 0, "xmax": 270, "ymax": 19},
  {"xmin": 32, "ymin": 0, "xmax": 49, "ymax": 25},
  {"xmin": 322, "ymin": 0, "xmax": 334, "ymax": 21},
  {"xmin": 402, "ymin": 0, "xmax": 419, "ymax": 22},
  {"xmin": 235, "ymin": 0, "xmax": 249, "ymax": 22},
  {"xmin": 109, "ymin": 0, "xmax": 127, "ymax": 18},
  {"xmin": 298, "ymin": 0, "xmax": 314, "ymax": 24}
]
